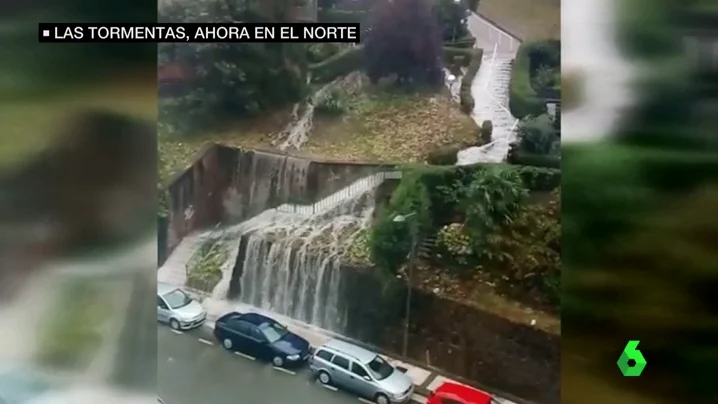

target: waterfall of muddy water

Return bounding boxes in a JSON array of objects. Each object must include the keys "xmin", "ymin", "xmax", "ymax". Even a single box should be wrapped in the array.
[
  {"xmin": 443, "ymin": 67, "xmax": 464, "ymax": 103},
  {"xmin": 208, "ymin": 171, "xmax": 399, "ymax": 333},
  {"xmin": 276, "ymin": 72, "xmax": 363, "ymax": 151}
]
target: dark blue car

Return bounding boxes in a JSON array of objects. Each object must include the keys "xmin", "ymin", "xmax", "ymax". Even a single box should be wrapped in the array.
[{"xmin": 213, "ymin": 312, "xmax": 311, "ymax": 368}]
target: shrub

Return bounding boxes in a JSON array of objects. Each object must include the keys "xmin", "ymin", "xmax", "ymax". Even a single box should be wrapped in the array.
[
  {"xmin": 315, "ymin": 88, "xmax": 349, "ymax": 115},
  {"xmin": 309, "ymin": 46, "xmax": 364, "ymax": 83},
  {"xmin": 442, "ymin": 46, "xmax": 474, "ymax": 67},
  {"xmin": 480, "ymin": 120, "xmax": 493, "ymax": 143},
  {"xmin": 517, "ymin": 114, "xmax": 560, "ymax": 155},
  {"xmin": 344, "ymin": 229, "xmax": 372, "ymax": 266},
  {"xmin": 186, "ymin": 237, "xmax": 227, "ymax": 292},
  {"xmin": 460, "ymin": 48, "xmax": 483, "ymax": 113},
  {"xmin": 433, "ymin": 0, "xmax": 470, "ymax": 43},
  {"xmin": 318, "ymin": 8, "xmax": 369, "ymax": 24},
  {"xmin": 307, "ymin": 43, "xmax": 346, "ymax": 64},
  {"xmin": 369, "ymin": 172, "xmax": 432, "ymax": 276},
  {"xmin": 509, "ymin": 43, "xmax": 547, "ymax": 119},
  {"xmin": 516, "ymin": 165, "xmax": 561, "ymax": 191},
  {"xmin": 435, "ymin": 222, "xmax": 477, "ymax": 269},
  {"xmin": 426, "ymin": 144, "xmax": 461, "ymax": 165},
  {"xmin": 446, "ymin": 37, "xmax": 476, "ymax": 48},
  {"xmin": 510, "ymin": 151, "xmax": 561, "ymax": 168}
]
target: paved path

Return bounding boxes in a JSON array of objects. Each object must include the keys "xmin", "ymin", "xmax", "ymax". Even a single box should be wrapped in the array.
[{"xmin": 158, "ymin": 325, "xmax": 427, "ymax": 404}]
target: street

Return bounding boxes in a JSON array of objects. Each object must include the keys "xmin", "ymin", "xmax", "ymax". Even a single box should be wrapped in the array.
[{"xmin": 158, "ymin": 325, "xmax": 419, "ymax": 404}]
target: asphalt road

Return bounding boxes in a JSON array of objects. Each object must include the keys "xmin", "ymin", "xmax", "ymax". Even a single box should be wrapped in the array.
[{"xmin": 158, "ymin": 325, "xmax": 378, "ymax": 404}]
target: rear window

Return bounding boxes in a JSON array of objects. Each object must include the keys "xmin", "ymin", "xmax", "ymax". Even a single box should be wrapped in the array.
[{"xmin": 315, "ymin": 349, "xmax": 334, "ymax": 361}]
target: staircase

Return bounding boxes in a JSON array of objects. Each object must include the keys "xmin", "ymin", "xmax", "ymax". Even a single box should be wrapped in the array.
[{"xmin": 457, "ymin": 51, "xmax": 519, "ymax": 165}]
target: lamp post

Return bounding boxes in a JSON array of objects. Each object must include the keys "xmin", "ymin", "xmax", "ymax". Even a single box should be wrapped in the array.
[{"xmin": 393, "ymin": 212, "xmax": 418, "ymax": 358}]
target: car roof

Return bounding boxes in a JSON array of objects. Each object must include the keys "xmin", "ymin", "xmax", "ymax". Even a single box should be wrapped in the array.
[
  {"xmin": 157, "ymin": 282, "xmax": 178, "ymax": 295},
  {"xmin": 238, "ymin": 312, "xmax": 276, "ymax": 326},
  {"xmin": 435, "ymin": 382, "xmax": 492, "ymax": 404},
  {"xmin": 318, "ymin": 339, "xmax": 377, "ymax": 364}
]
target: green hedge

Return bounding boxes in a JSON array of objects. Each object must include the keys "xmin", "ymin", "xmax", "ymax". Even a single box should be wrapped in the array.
[
  {"xmin": 508, "ymin": 43, "xmax": 547, "ymax": 119},
  {"xmin": 442, "ymin": 46, "xmax": 474, "ymax": 67},
  {"xmin": 459, "ymin": 48, "xmax": 483, "ymax": 114},
  {"xmin": 445, "ymin": 37, "xmax": 475, "ymax": 48},
  {"xmin": 309, "ymin": 46, "xmax": 364, "ymax": 83}
]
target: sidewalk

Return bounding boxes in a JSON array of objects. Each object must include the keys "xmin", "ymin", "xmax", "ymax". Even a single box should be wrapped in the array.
[{"xmin": 190, "ymin": 293, "xmax": 523, "ymax": 404}]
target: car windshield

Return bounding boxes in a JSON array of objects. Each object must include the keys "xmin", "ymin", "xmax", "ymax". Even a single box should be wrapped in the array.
[
  {"xmin": 366, "ymin": 355, "xmax": 394, "ymax": 381},
  {"xmin": 163, "ymin": 289, "xmax": 192, "ymax": 309},
  {"xmin": 0, "ymin": 367, "xmax": 52, "ymax": 403},
  {"xmin": 259, "ymin": 322, "xmax": 288, "ymax": 343}
]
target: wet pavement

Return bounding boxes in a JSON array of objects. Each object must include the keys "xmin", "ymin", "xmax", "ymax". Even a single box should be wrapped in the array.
[{"xmin": 158, "ymin": 325, "xmax": 369, "ymax": 404}]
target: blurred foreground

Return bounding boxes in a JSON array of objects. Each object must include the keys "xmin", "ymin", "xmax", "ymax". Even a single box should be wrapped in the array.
[
  {"xmin": 0, "ymin": 2, "xmax": 156, "ymax": 403},
  {"xmin": 563, "ymin": 0, "xmax": 717, "ymax": 402}
]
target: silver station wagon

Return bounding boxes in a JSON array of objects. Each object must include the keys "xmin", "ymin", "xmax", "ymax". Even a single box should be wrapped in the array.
[{"xmin": 310, "ymin": 339, "xmax": 414, "ymax": 404}]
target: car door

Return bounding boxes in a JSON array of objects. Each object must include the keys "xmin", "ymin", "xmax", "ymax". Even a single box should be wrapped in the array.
[
  {"xmin": 328, "ymin": 354, "xmax": 352, "ymax": 389},
  {"xmin": 221, "ymin": 319, "xmax": 251, "ymax": 352},
  {"xmin": 157, "ymin": 296, "xmax": 170, "ymax": 323},
  {"xmin": 348, "ymin": 361, "xmax": 377, "ymax": 399},
  {"xmin": 247, "ymin": 326, "xmax": 272, "ymax": 360}
]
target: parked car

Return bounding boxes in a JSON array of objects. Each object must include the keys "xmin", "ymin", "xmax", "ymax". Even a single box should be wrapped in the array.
[
  {"xmin": 213, "ymin": 312, "xmax": 311, "ymax": 368},
  {"xmin": 309, "ymin": 339, "xmax": 414, "ymax": 404},
  {"xmin": 427, "ymin": 381, "xmax": 495, "ymax": 404},
  {"xmin": 0, "ymin": 364, "xmax": 54, "ymax": 404},
  {"xmin": 157, "ymin": 282, "xmax": 207, "ymax": 330}
]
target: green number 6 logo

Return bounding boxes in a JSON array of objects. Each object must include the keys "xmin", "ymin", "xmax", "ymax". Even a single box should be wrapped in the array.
[{"xmin": 617, "ymin": 340, "xmax": 647, "ymax": 376}]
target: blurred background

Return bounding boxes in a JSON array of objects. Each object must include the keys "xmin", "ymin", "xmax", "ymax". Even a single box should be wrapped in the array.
[
  {"xmin": 562, "ymin": 0, "xmax": 717, "ymax": 403},
  {"xmin": 0, "ymin": 0, "xmax": 157, "ymax": 402}
]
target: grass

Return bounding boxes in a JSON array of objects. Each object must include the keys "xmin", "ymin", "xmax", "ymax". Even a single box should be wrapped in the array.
[
  {"xmin": 158, "ymin": 86, "xmax": 478, "ymax": 184},
  {"xmin": 477, "ymin": 0, "xmax": 560, "ymax": 41}
]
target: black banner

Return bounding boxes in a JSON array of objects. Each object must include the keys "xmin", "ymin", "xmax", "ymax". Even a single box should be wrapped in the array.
[{"xmin": 38, "ymin": 23, "xmax": 361, "ymax": 43}]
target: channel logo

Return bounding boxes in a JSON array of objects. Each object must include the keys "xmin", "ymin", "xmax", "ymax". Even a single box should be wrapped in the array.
[{"xmin": 617, "ymin": 340, "xmax": 647, "ymax": 376}]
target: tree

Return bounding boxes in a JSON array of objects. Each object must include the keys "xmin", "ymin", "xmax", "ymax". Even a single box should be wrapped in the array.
[
  {"xmin": 158, "ymin": 0, "xmax": 307, "ymax": 134},
  {"xmin": 364, "ymin": 0, "xmax": 444, "ymax": 87},
  {"xmin": 516, "ymin": 114, "xmax": 559, "ymax": 155},
  {"xmin": 433, "ymin": 0, "xmax": 469, "ymax": 42}
]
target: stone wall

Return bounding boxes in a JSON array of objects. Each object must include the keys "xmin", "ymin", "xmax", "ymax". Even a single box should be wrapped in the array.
[
  {"xmin": 162, "ymin": 144, "xmax": 397, "ymax": 261},
  {"xmin": 339, "ymin": 267, "xmax": 560, "ymax": 404}
]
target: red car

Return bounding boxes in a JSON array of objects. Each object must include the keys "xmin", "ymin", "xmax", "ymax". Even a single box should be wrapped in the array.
[{"xmin": 427, "ymin": 381, "xmax": 496, "ymax": 404}]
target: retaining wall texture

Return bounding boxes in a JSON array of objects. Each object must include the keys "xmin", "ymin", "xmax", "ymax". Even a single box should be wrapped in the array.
[{"xmin": 163, "ymin": 144, "xmax": 395, "ymax": 258}]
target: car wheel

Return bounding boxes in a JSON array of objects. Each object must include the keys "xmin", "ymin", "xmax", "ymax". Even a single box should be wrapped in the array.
[
  {"xmin": 317, "ymin": 370, "xmax": 331, "ymax": 385},
  {"xmin": 375, "ymin": 393, "xmax": 390, "ymax": 404},
  {"xmin": 272, "ymin": 356, "xmax": 284, "ymax": 367},
  {"xmin": 169, "ymin": 319, "xmax": 180, "ymax": 330},
  {"xmin": 222, "ymin": 338, "xmax": 233, "ymax": 350}
]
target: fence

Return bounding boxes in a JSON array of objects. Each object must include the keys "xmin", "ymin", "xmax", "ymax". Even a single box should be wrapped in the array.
[{"xmin": 275, "ymin": 171, "xmax": 402, "ymax": 215}]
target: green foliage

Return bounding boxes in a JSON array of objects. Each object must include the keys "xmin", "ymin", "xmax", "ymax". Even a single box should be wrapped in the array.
[
  {"xmin": 344, "ymin": 229, "xmax": 372, "ymax": 266},
  {"xmin": 158, "ymin": 187, "xmax": 169, "ymax": 218},
  {"xmin": 307, "ymin": 43, "xmax": 346, "ymax": 64},
  {"xmin": 463, "ymin": 167, "xmax": 528, "ymax": 243},
  {"xmin": 158, "ymin": 0, "xmax": 308, "ymax": 135},
  {"xmin": 509, "ymin": 43, "xmax": 548, "ymax": 119},
  {"xmin": 509, "ymin": 151, "xmax": 561, "ymax": 168},
  {"xmin": 433, "ymin": 0, "xmax": 470, "ymax": 43},
  {"xmin": 467, "ymin": 0, "xmax": 480, "ymax": 11},
  {"xmin": 442, "ymin": 46, "xmax": 474, "ymax": 67},
  {"xmin": 516, "ymin": 114, "xmax": 559, "ymax": 155},
  {"xmin": 369, "ymin": 172, "xmax": 432, "ymax": 276},
  {"xmin": 460, "ymin": 48, "xmax": 483, "ymax": 113},
  {"xmin": 515, "ymin": 165, "xmax": 561, "ymax": 191},
  {"xmin": 436, "ymin": 222, "xmax": 476, "ymax": 267},
  {"xmin": 446, "ymin": 37, "xmax": 476, "ymax": 48},
  {"xmin": 186, "ymin": 236, "xmax": 228, "ymax": 292},
  {"xmin": 315, "ymin": 88, "xmax": 350, "ymax": 115},
  {"xmin": 309, "ymin": 46, "xmax": 364, "ymax": 83},
  {"xmin": 318, "ymin": 8, "xmax": 369, "ymax": 24},
  {"xmin": 364, "ymin": 0, "xmax": 444, "ymax": 87}
]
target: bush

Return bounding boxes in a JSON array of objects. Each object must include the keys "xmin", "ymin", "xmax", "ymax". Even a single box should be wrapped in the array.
[
  {"xmin": 307, "ymin": 43, "xmax": 346, "ymax": 64},
  {"xmin": 509, "ymin": 43, "xmax": 547, "ymax": 119},
  {"xmin": 446, "ymin": 37, "xmax": 475, "ymax": 48},
  {"xmin": 426, "ymin": 144, "xmax": 461, "ymax": 165},
  {"xmin": 516, "ymin": 114, "xmax": 559, "ymax": 155},
  {"xmin": 315, "ymin": 88, "xmax": 349, "ymax": 115},
  {"xmin": 433, "ymin": 0, "xmax": 470, "ymax": 43},
  {"xmin": 480, "ymin": 120, "xmax": 493, "ymax": 143},
  {"xmin": 442, "ymin": 46, "xmax": 474, "ymax": 67},
  {"xmin": 467, "ymin": 0, "xmax": 479, "ymax": 11},
  {"xmin": 436, "ymin": 222, "xmax": 477, "ymax": 269},
  {"xmin": 515, "ymin": 165, "xmax": 561, "ymax": 191},
  {"xmin": 309, "ymin": 46, "xmax": 364, "ymax": 83},
  {"xmin": 460, "ymin": 48, "xmax": 483, "ymax": 113},
  {"xmin": 186, "ymin": 237, "xmax": 227, "ymax": 292},
  {"xmin": 510, "ymin": 151, "xmax": 561, "ymax": 168},
  {"xmin": 318, "ymin": 8, "xmax": 369, "ymax": 24},
  {"xmin": 369, "ymin": 171, "xmax": 433, "ymax": 276}
]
